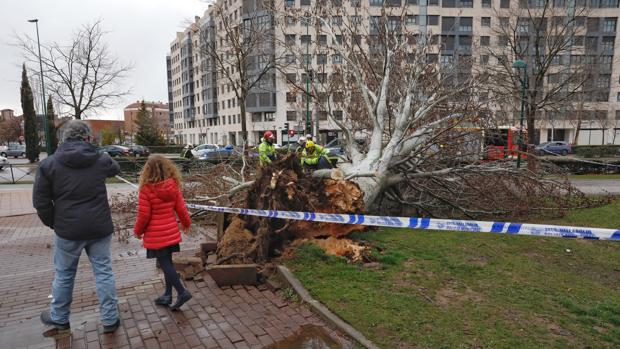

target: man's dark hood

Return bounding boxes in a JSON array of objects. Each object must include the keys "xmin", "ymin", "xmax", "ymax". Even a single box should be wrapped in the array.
[{"xmin": 54, "ymin": 140, "xmax": 101, "ymax": 169}]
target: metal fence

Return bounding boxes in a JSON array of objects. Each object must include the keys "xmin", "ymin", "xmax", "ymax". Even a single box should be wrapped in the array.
[{"xmin": 0, "ymin": 163, "xmax": 39, "ymax": 184}]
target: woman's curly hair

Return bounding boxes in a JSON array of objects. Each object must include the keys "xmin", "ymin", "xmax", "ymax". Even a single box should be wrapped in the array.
[{"xmin": 139, "ymin": 155, "xmax": 182, "ymax": 188}]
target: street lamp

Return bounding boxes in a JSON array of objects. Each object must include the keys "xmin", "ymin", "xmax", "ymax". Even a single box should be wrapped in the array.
[
  {"xmin": 28, "ymin": 19, "xmax": 51, "ymax": 155},
  {"xmin": 512, "ymin": 59, "xmax": 528, "ymax": 169},
  {"xmin": 304, "ymin": 16, "xmax": 311, "ymax": 137}
]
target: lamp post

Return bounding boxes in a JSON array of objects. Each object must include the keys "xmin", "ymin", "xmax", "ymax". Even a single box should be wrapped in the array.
[
  {"xmin": 304, "ymin": 17, "xmax": 311, "ymax": 137},
  {"xmin": 512, "ymin": 59, "xmax": 528, "ymax": 169},
  {"xmin": 28, "ymin": 19, "xmax": 51, "ymax": 155}
]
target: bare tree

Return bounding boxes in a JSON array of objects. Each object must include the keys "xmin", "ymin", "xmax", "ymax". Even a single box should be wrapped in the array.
[
  {"xmin": 18, "ymin": 20, "xmax": 131, "ymax": 119},
  {"xmin": 199, "ymin": 1, "xmax": 284, "ymax": 145},
  {"xmin": 484, "ymin": 2, "xmax": 610, "ymax": 148}
]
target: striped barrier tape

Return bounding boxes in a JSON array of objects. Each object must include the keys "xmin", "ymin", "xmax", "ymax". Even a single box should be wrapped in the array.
[
  {"xmin": 115, "ymin": 176, "xmax": 619, "ymax": 241},
  {"xmin": 186, "ymin": 203, "xmax": 620, "ymax": 241}
]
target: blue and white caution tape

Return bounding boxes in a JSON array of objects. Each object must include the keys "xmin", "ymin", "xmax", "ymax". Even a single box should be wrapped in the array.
[
  {"xmin": 186, "ymin": 203, "xmax": 620, "ymax": 241},
  {"xmin": 115, "ymin": 175, "xmax": 619, "ymax": 241}
]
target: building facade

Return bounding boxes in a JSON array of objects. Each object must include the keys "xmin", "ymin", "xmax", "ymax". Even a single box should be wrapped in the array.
[
  {"xmin": 123, "ymin": 101, "xmax": 172, "ymax": 143},
  {"xmin": 168, "ymin": 0, "xmax": 620, "ymax": 146}
]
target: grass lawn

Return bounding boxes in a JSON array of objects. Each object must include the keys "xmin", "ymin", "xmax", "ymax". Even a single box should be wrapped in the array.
[{"xmin": 285, "ymin": 200, "xmax": 620, "ymax": 348}]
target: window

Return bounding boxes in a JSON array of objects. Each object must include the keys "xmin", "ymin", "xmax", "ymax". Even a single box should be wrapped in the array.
[
  {"xmin": 285, "ymin": 54, "xmax": 295, "ymax": 64},
  {"xmin": 351, "ymin": 16, "xmax": 362, "ymax": 25},
  {"xmin": 429, "ymin": 0, "xmax": 439, "ymax": 4},
  {"xmin": 407, "ymin": 0, "xmax": 418, "ymax": 3},
  {"xmin": 388, "ymin": 17, "xmax": 401, "ymax": 31},
  {"xmin": 500, "ymin": 0, "xmax": 510, "ymax": 7},
  {"xmin": 332, "ymin": 16, "xmax": 342, "ymax": 26},
  {"xmin": 317, "ymin": 73, "xmax": 327, "ymax": 83},
  {"xmin": 480, "ymin": 36, "xmax": 490, "ymax": 46},
  {"xmin": 318, "ymin": 35, "xmax": 327, "ymax": 45},
  {"xmin": 265, "ymin": 112, "xmax": 275, "ymax": 121},
  {"xmin": 428, "ymin": 15, "xmax": 439, "ymax": 25},
  {"xmin": 287, "ymin": 111, "xmax": 297, "ymax": 121},
  {"xmin": 616, "ymin": 93, "xmax": 620, "ymax": 102},
  {"xmin": 286, "ymin": 73, "xmax": 296, "ymax": 83},
  {"xmin": 553, "ymin": 0, "xmax": 565, "ymax": 6},
  {"xmin": 285, "ymin": 34, "xmax": 296, "ymax": 45},
  {"xmin": 303, "ymin": 54, "xmax": 312, "ymax": 65},
  {"xmin": 462, "ymin": 0, "xmax": 474, "ymax": 6},
  {"xmin": 406, "ymin": 15, "xmax": 417, "ymax": 25},
  {"xmin": 286, "ymin": 92, "xmax": 297, "ymax": 103},
  {"xmin": 332, "ymin": 0, "xmax": 342, "ymax": 6},
  {"xmin": 286, "ymin": 16, "xmax": 296, "ymax": 26},
  {"xmin": 481, "ymin": 17, "xmax": 491, "ymax": 27},
  {"xmin": 370, "ymin": 0, "xmax": 383, "ymax": 5},
  {"xmin": 548, "ymin": 73, "xmax": 559, "ymax": 84},
  {"xmin": 252, "ymin": 113, "xmax": 262, "ymax": 122},
  {"xmin": 443, "ymin": 0, "xmax": 456, "ymax": 7},
  {"xmin": 334, "ymin": 110, "xmax": 343, "ymax": 121},
  {"xmin": 334, "ymin": 35, "xmax": 343, "ymax": 45},
  {"xmin": 517, "ymin": 18, "xmax": 529, "ymax": 33},
  {"xmin": 482, "ymin": 0, "xmax": 492, "ymax": 7},
  {"xmin": 285, "ymin": 0, "xmax": 295, "ymax": 6},
  {"xmin": 351, "ymin": 0, "xmax": 361, "ymax": 5},
  {"xmin": 460, "ymin": 17, "xmax": 473, "ymax": 31},
  {"xmin": 588, "ymin": 18, "xmax": 600, "ymax": 33},
  {"xmin": 602, "ymin": 37, "xmax": 615, "ymax": 51},
  {"xmin": 301, "ymin": 35, "xmax": 311, "ymax": 44},
  {"xmin": 597, "ymin": 74, "xmax": 611, "ymax": 89},
  {"xmin": 333, "ymin": 54, "xmax": 343, "ymax": 64},
  {"xmin": 603, "ymin": 18, "xmax": 617, "ymax": 32},
  {"xmin": 442, "ymin": 17, "xmax": 455, "ymax": 31},
  {"xmin": 480, "ymin": 55, "xmax": 489, "ymax": 65},
  {"xmin": 317, "ymin": 54, "xmax": 327, "ymax": 64},
  {"xmin": 300, "ymin": 0, "xmax": 310, "ymax": 5}
]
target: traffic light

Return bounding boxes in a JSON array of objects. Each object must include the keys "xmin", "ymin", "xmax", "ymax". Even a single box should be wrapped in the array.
[{"xmin": 284, "ymin": 122, "xmax": 289, "ymax": 130}]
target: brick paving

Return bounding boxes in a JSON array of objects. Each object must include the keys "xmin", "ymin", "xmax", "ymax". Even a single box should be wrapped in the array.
[{"xmin": 0, "ymin": 214, "xmax": 351, "ymax": 349}]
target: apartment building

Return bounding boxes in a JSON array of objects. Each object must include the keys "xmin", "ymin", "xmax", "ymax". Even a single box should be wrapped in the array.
[
  {"xmin": 169, "ymin": 0, "xmax": 620, "ymax": 146},
  {"xmin": 123, "ymin": 101, "xmax": 172, "ymax": 143}
]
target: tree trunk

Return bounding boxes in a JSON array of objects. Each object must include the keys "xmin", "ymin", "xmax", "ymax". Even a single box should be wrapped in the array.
[
  {"xmin": 240, "ymin": 96, "xmax": 247, "ymax": 145},
  {"xmin": 75, "ymin": 108, "xmax": 82, "ymax": 120}
]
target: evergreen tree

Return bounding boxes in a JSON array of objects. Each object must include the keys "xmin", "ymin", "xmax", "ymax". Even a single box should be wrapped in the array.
[
  {"xmin": 20, "ymin": 64, "xmax": 39, "ymax": 162},
  {"xmin": 46, "ymin": 96, "xmax": 59, "ymax": 154},
  {"xmin": 134, "ymin": 100, "xmax": 164, "ymax": 146}
]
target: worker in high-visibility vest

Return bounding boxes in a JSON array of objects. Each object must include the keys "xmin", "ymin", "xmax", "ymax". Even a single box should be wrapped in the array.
[
  {"xmin": 258, "ymin": 131, "xmax": 276, "ymax": 166},
  {"xmin": 300, "ymin": 141, "xmax": 331, "ymax": 170}
]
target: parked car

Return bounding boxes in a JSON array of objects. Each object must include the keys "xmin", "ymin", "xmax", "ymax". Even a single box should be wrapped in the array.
[
  {"xmin": 0, "ymin": 155, "xmax": 8, "ymax": 170},
  {"xmin": 130, "ymin": 145, "xmax": 150, "ymax": 157},
  {"xmin": 324, "ymin": 138, "xmax": 345, "ymax": 157},
  {"xmin": 198, "ymin": 144, "xmax": 234, "ymax": 160},
  {"xmin": 191, "ymin": 144, "xmax": 219, "ymax": 158},
  {"xmin": 100, "ymin": 145, "xmax": 131, "ymax": 157},
  {"xmin": 0, "ymin": 144, "xmax": 26, "ymax": 158},
  {"xmin": 535, "ymin": 141, "xmax": 572, "ymax": 156}
]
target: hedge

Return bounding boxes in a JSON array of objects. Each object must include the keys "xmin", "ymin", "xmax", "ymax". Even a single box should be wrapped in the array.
[
  {"xmin": 572, "ymin": 145, "xmax": 620, "ymax": 158},
  {"xmin": 545, "ymin": 157, "xmax": 620, "ymax": 174}
]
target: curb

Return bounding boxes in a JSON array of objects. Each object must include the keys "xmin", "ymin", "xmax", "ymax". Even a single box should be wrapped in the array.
[{"xmin": 276, "ymin": 265, "xmax": 381, "ymax": 349}]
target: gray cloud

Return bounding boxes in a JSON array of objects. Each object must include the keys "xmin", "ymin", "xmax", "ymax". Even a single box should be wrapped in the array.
[{"xmin": 0, "ymin": 0, "xmax": 205, "ymax": 119}]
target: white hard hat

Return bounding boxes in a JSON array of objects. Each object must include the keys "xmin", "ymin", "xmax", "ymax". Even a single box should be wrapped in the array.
[
  {"xmin": 298, "ymin": 136, "xmax": 307, "ymax": 142},
  {"xmin": 305, "ymin": 134, "xmax": 313, "ymax": 139}
]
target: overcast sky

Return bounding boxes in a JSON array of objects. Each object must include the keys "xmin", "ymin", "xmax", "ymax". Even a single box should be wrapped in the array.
[{"xmin": 0, "ymin": 0, "xmax": 207, "ymax": 119}]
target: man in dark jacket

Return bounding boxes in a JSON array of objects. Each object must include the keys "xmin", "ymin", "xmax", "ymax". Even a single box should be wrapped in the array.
[{"xmin": 33, "ymin": 120, "xmax": 121, "ymax": 333}]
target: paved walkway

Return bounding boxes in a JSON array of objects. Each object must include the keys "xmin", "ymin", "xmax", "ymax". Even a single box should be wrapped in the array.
[{"xmin": 0, "ymin": 214, "xmax": 350, "ymax": 348}]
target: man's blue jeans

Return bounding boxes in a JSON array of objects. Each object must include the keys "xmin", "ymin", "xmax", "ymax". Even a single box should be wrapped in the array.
[{"xmin": 51, "ymin": 234, "xmax": 118, "ymax": 326}]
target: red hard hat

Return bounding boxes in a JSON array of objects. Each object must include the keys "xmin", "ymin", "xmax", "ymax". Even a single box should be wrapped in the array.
[{"xmin": 264, "ymin": 131, "xmax": 274, "ymax": 139}]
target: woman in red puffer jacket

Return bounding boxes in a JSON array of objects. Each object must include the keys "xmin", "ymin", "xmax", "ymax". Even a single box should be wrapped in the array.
[{"xmin": 134, "ymin": 155, "xmax": 192, "ymax": 311}]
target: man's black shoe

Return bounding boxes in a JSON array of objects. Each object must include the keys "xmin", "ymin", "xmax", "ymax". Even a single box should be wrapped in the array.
[
  {"xmin": 103, "ymin": 318, "xmax": 121, "ymax": 334},
  {"xmin": 40, "ymin": 310, "xmax": 70, "ymax": 330},
  {"xmin": 170, "ymin": 290, "xmax": 192, "ymax": 311},
  {"xmin": 154, "ymin": 294, "xmax": 172, "ymax": 306}
]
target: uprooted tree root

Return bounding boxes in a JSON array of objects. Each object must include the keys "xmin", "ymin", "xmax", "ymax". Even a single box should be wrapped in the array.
[{"xmin": 215, "ymin": 154, "xmax": 367, "ymax": 265}]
